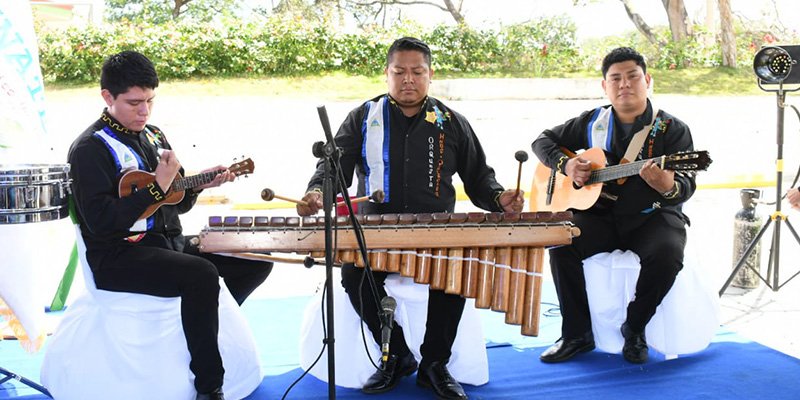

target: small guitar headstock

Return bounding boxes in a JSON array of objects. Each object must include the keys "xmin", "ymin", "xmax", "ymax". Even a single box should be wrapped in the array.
[
  {"xmin": 229, "ymin": 158, "xmax": 255, "ymax": 176},
  {"xmin": 664, "ymin": 151, "xmax": 712, "ymax": 172}
]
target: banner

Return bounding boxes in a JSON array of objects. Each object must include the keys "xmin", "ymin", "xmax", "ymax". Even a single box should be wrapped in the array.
[
  {"xmin": 0, "ymin": 2, "xmax": 51, "ymax": 352},
  {"xmin": 0, "ymin": 2, "xmax": 47, "ymax": 160}
]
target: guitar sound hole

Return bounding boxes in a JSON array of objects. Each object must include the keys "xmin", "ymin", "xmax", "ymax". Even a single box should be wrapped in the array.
[{"xmin": 572, "ymin": 182, "xmax": 583, "ymax": 190}]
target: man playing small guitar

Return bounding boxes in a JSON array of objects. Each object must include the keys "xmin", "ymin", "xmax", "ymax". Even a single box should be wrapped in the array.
[
  {"xmin": 119, "ymin": 157, "xmax": 254, "ymax": 220},
  {"xmin": 532, "ymin": 47, "xmax": 699, "ymax": 366},
  {"xmin": 67, "ymin": 51, "xmax": 271, "ymax": 400}
]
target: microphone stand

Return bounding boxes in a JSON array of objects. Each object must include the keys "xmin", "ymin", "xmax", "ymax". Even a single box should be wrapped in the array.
[
  {"xmin": 312, "ymin": 117, "xmax": 339, "ymax": 400},
  {"xmin": 314, "ymin": 106, "xmax": 387, "ymax": 398}
]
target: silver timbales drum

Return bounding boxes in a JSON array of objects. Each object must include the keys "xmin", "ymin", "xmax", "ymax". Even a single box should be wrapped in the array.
[{"xmin": 0, "ymin": 164, "xmax": 71, "ymax": 224}]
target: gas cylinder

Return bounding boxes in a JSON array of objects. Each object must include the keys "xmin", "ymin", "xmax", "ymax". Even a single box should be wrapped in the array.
[{"xmin": 731, "ymin": 189, "xmax": 762, "ymax": 289}]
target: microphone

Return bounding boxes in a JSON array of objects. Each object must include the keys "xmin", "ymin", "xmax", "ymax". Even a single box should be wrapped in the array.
[
  {"xmin": 317, "ymin": 105, "xmax": 339, "ymax": 158},
  {"xmin": 379, "ymin": 296, "xmax": 397, "ymax": 364}
]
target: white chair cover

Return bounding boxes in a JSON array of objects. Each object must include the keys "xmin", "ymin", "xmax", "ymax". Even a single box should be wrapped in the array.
[
  {"xmin": 40, "ymin": 226, "xmax": 262, "ymax": 400},
  {"xmin": 298, "ymin": 270, "xmax": 489, "ymax": 388},
  {"xmin": 583, "ymin": 249, "xmax": 719, "ymax": 356}
]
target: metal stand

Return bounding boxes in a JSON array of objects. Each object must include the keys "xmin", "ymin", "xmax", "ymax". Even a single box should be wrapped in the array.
[
  {"xmin": 720, "ymin": 87, "xmax": 800, "ymax": 294},
  {"xmin": 0, "ymin": 366, "xmax": 52, "ymax": 398},
  {"xmin": 312, "ymin": 105, "xmax": 382, "ymax": 399},
  {"xmin": 312, "ymin": 106, "xmax": 340, "ymax": 399}
]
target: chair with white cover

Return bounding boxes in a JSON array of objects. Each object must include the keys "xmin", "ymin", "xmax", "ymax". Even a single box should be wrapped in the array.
[
  {"xmin": 298, "ymin": 270, "xmax": 489, "ymax": 388},
  {"xmin": 40, "ymin": 226, "xmax": 263, "ymax": 400},
  {"xmin": 583, "ymin": 246, "xmax": 719, "ymax": 357}
]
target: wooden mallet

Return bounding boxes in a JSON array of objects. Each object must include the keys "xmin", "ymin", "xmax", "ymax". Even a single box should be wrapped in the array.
[
  {"xmin": 338, "ymin": 189, "xmax": 385, "ymax": 207},
  {"xmin": 261, "ymin": 188, "xmax": 308, "ymax": 206},
  {"xmin": 514, "ymin": 150, "xmax": 529, "ymax": 197}
]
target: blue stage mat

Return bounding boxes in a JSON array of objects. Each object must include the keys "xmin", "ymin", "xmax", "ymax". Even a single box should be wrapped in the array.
[
  {"xmin": 241, "ymin": 296, "xmax": 800, "ymax": 400},
  {"xmin": 3, "ymin": 295, "xmax": 799, "ymax": 399}
]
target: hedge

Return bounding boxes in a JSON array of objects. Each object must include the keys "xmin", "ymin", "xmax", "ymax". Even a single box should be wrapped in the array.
[{"xmin": 37, "ymin": 15, "xmax": 766, "ymax": 84}]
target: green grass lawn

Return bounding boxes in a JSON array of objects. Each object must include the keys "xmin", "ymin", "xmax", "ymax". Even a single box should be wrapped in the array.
[{"xmin": 46, "ymin": 67, "xmax": 762, "ymax": 98}]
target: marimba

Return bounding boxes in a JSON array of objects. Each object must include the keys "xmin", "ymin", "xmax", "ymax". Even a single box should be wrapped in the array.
[{"xmin": 198, "ymin": 211, "xmax": 579, "ymax": 336}]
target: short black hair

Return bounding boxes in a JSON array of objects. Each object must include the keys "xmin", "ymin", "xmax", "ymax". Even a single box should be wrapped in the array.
[
  {"xmin": 386, "ymin": 37, "xmax": 432, "ymax": 67},
  {"xmin": 601, "ymin": 47, "xmax": 646, "ymax": 78},
  {"xmin": 100, "ymin": 50, "xmax": 159, "ymax": 98}
]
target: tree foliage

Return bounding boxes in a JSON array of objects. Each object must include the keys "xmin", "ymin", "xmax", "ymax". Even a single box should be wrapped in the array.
[{"xmin": 105, "ymin": 0, "xmax": 242, "ymax": 23}]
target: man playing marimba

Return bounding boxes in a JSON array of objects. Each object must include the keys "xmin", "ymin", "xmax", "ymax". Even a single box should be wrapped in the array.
[{"xmin": 297, "ymin": 37, "xmax": 524, "ymax": 400}]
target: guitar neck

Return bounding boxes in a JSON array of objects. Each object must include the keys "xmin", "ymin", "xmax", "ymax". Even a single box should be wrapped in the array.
[
  {"xmin": 587, "ymin": 156, "xmax": 662, "ymax": 184},
  {"xmin": 171, "ymin": 170, "xmax": 223, "ymax": 192}
]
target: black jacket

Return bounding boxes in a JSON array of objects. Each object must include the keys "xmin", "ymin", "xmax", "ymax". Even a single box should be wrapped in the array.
[
  {"xmin": 307, "ymin": 95, "xmax": 504, "ymax": 214},
  {"xmin": 531, "ymin": 100, "xmax": 696, "ymax": 228},
  {"xmin": 68, "ymin": 110, "xmax": 198, "ymax": 269}
]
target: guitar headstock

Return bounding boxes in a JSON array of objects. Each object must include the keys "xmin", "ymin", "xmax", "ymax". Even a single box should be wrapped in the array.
[
  {"xmin": 229, "ymin": 158, "xmax": 255, "ymax": 177},
  {"xmin": 664, "ymin": 151, "xmax": 712, "ymax": 172}
]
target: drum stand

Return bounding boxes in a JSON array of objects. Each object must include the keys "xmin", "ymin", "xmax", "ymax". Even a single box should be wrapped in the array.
[
  {"xmin": 720, "ymin": 86, "xmax": 800, "ymax": 294},
  {"xmin": 0, "ymin": 366, "xmax": 52, "ymax": 397}
]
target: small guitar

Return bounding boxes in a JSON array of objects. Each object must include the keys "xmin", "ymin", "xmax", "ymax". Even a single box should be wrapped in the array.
[
  {"xmin": 119, "ymin": 158, "xmax": 254, "ymax": 219},
  {"xmin": 530, "ymin": 148, "xmax": 711, "ymax": 212}
]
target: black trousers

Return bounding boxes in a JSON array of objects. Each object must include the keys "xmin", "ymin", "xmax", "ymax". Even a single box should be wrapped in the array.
[
  {"xmin": 91, "ymin": 234, "xmax": 272, "ymax": 393},
  {"xmin": 341, "ymin": 264, "xmax": 465, "ymax": 368},
  {"xmin": 548, "ymin": 211, "xmax": 686, "ymax": 339}
]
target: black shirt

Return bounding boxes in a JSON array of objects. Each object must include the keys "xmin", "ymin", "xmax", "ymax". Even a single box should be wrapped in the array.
[
  {"xmin": 68, "ymin": 110, "xmax": 198, "ymax": 269},
  {"xmin": 306, "ymin": 95, "xmax": 504, "ymax": 214}
]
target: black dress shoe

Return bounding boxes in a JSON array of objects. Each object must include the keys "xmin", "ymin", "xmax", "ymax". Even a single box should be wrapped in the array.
[
  {"xmin": 621, "ymin": 323, "xmax": 648, "ymax": 364},
  {"xmin": 196, "ymin": 387, "xmax": 225, "ymax": 400},
  {"xmin": 417, "ymin": 360, "xmax": 468, "ymax": 400},
  {"xmin": 362, "ymin": 352, "xmax": 418, "ymax": 394},
  {"xmin": 540, "ymin": 335, "xmax": 595, "ymax": 363}
]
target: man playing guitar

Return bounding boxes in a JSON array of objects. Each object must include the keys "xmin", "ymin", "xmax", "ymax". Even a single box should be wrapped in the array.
[
  {"xmin": 532, "ymin": 47, "xmax": 697, "ymax": 366},
  {"xmin": 67, "ymin": 51, "xmax": 271, "ymax": 400}
]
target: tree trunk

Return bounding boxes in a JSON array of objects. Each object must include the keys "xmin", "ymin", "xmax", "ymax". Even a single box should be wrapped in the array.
[
  {"xmin": 619, "ymin": 0, "xmax": 664, "ymax": 46},
  {"xmin": 661, "ymin": 0, "xmax": 692, "ymax": 42},
  {"xmin": 718, "ymin": 0, "xmax": 736, "ymax": 67}
]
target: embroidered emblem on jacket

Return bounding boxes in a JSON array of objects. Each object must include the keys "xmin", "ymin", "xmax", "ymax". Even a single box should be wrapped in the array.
[{"xmin": 425, "ymin": 105, "xmax": 448, "ymax": 130}]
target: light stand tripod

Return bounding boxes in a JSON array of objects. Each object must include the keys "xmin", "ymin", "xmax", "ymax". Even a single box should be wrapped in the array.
[
  {"xmin": 720, "ymin": 77, "xmax": 800, "ymax": 294},
  {"xmin": 0, "ymin": 366, "xmax": 52, "ymax": 397}
]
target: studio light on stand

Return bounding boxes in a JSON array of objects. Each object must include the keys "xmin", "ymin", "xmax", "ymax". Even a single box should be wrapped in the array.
[{"xmin": 720, "ymin": 45, "xmax": 800, "ymax": 294}]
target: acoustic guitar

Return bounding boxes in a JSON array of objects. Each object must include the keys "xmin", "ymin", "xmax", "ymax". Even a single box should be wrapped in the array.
[
  {"xmin": 119, "ymin": 158, "xmax": 254, "ymax": 219},
  {"xmin": 530, "ymin": 147, "xmax": 711, "ymax": 212}
]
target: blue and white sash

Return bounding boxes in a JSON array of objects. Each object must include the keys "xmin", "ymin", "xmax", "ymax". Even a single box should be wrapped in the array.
[
  {"xmin": 361, "ymin": 97, "xmax": 391, "ymax": 202},
  {"xmin": 93, "ymin": 128, "xmax": 152, "ymax": 232},
  {"xmin": 587, "ymin": 106, "xmax": 614, "ymax": 151}
]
